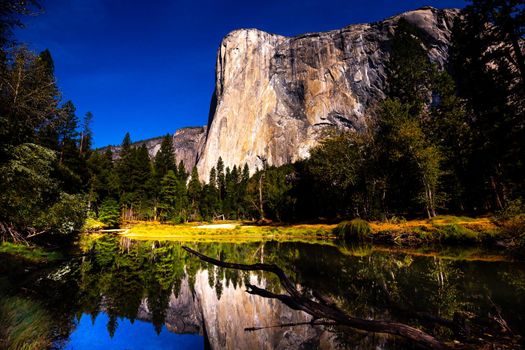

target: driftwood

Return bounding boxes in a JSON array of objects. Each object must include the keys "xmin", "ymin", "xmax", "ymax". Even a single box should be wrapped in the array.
[
  {"xmin": 0, "ymin": 221, "xmax": 29, "ymax": 245},
  {"xmin": 182, "ymin": 246, "xmax": 450, "ymax": 350}
]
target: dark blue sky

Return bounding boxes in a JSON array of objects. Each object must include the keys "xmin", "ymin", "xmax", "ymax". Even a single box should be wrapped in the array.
[{"xmin": 15, "ymin": 0, "xmax": 466, "ymax": 147}]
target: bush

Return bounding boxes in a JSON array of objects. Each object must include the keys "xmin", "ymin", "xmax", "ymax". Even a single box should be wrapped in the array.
[
  {"xmin": 83, "ymin": 217, "xmax": 106, "ymax": 231},
  {"xmin": 497, "ymin": 199, "xmax": 524, "ymax": 221},
  {"xmin": 514, "ymin": 234, "xmax": 525, "ymax": 258},
  {"xmin": 495, "ymin": 199, "xmax": 525, "ymax": 236},
  {"xmin": 334, "ymin": 219, "xmax": 371, "ymax": 242},
  {"xmin": 437, "ymin": 224, "xmax": 480, "ymax": 244},
  {"xmin": 98, "ymin": 199, "xmax": 120, "ymax": 228},
  {"xmin": 34, "ymin": 193, "xmax": 87, "ymax": 235}
]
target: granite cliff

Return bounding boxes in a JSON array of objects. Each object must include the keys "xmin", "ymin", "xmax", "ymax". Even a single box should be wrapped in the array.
[
  {"xmin": 195, "ymin": 6, "xmax": 459, "ymax": 179},
  {"xmin": 105, "ymin": 7, "xmax": 459, "ymax": 181}
]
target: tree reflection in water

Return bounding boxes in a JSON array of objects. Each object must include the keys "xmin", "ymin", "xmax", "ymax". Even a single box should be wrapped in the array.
[{"xmin": 1, "ymin": 235, "xmax": 524, "ymax": 349}]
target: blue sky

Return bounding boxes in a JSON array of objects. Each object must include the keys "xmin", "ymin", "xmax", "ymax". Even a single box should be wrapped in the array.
[{"xmin": 15, "ymin": 0, "xmax": 467, "ymax": 147}]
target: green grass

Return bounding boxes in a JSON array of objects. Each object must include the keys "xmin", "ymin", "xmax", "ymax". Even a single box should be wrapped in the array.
[
  {"xmin": 0, "ymin": 296, "xmax": 53, "ymax": 350},
  {"xmin": 0, "ymin": 242, "xmax": 62, "ymax": 263},
  {"xmin": 435, "ymin": 224, "xmax": 481, "ymax": 243},
  {"xmin": 333, "ymin": 219, "xmax": 371, "ymax": 242}
]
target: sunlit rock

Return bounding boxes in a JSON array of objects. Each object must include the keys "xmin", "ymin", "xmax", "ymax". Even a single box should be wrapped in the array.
[{"xmin": 196, "ymin": 7, "xmax": 459, "ymax": 179}]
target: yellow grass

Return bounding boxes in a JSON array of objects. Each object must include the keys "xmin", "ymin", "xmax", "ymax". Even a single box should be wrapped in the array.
[
  {"xmin": 119, "ymin": 221, "xmax": 336, "ymax": 244},
  {"xmin": 369, "ymin": 215, "xmax": 498, "ymax": 234}
]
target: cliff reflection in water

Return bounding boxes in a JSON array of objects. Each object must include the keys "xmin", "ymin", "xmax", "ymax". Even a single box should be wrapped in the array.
[
  {"xmin": 78, "ymin": 236, "xmax": 334, "ymax": 349},
  {"xmin": 62, "ymin": 235, "xmax": 525, "ymax": 349}
]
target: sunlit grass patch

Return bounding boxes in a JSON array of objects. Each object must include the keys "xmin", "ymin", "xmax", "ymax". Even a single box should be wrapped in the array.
[
  {"xmin": 0, "ymin": 242, "xmax": 62, "ymax": 263},
  {"xmin": 120, "ymin": 221, "xmax": 336, "ymax": 243}
]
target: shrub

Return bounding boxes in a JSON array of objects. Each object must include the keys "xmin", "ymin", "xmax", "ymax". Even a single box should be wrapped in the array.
[
  {"xmin": 438, "ymin": 224, "xmax": 480, "ymax": 244},
  {"xmin": 495, "ymin": 199, "xmax": 525, "ymax": 236},
  {"xmin": 334, "ymin": 219, "xmax": 371, "ymax": 242},
  {"xmin": 98, "ymin": 198, "xmax": 120, "ymax": 228},
  {"xmin": 34, "ymin": 193, "xmax": 87, "ymax": 235},
  {"xmin": 83, "ymin": 217, "xmax": 106, "ymax": 231}
]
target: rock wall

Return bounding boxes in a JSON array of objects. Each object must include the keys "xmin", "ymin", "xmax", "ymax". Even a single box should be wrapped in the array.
[
  {"xmin": 103, "ymin": 126, "xmax": 207, "ymax": 173},
  {"xmin": 196, "ymin": 6, "xmax": 459, "ymax": 179}
]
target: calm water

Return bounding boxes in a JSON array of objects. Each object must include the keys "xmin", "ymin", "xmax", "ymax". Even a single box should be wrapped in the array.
[{"xmin": 1, "ymin": 235, "xmax": 524, "ymax": 349}]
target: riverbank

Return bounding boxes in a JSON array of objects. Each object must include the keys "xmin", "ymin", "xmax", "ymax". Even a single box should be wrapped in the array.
[
  {"xmin": 116, "ymin": 215, "xmax": 522, "ymax": 246},
  {"xmin": 1, "ymin": 214, "xmax": 522, "ymax": 261},
  {"xmin": 0, "ymin": 242, "xmax": 63, "ymax": 263}
]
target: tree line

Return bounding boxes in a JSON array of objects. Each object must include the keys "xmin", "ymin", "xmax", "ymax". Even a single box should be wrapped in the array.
[
  {"xmin": 90, "ymin": 1, "xmax": 523, "ymax": 224},
  {"xmin": 87, "ymin": 133, "xmax": 253, "ymax": 225}
]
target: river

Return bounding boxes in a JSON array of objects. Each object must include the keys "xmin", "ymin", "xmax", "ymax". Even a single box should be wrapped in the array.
[{"xmin": 1, "ymin": 234, "xmax": 524, "ymax": 349}]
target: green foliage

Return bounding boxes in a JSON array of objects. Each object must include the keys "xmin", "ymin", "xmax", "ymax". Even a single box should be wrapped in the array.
[
  {"xmin": 83, "ymin": 217, "xmax": 106, "ymax": 231},
  {"xmin": 436, "ymin": 224, "xmax": 480, "ymax": 244},
  {"xmin": 154, "ymin": 134, "xmax": 176, "ymax": 179},
  {"xmin": 0, "ymin": 143, "xmax": 56, "ymax": 227},
  {"xmin": 333, "ymin": 219, "xmax": 371, "ymax": 242},
  {"xmin": 98, "ymin": 198, "xmax": 120, "ymax": 228},
  {"xmin": 34, "ymin": 193, "xmax": 87, "ymax": 235}
]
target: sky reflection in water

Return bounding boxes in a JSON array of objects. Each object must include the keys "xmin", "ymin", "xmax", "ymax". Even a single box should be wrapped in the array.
[{"xmin": 63, "ymin": 312, "xmax": 203, "ymax": 350}]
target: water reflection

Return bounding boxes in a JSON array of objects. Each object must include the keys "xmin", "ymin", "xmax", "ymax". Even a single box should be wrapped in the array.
[
  {"xmin": 1, "ymin": 235, "xmax": 524, "ymax": 349},
  {"xmin": 64, "ymin": 313, "xmax": 203, "ymax": 350}
]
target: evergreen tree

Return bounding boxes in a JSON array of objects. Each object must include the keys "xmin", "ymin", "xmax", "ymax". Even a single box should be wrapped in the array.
[
  {"xmin": 388, "ymin": 18, "xmax": 436, "ymax": 114},
  {"xmin": 216, "ymin": 157, "xmax": 225, "ymax": 202},
  {"xmin": 80, "ymin": 111, "xmax": 93, "ymax": 155},
  {"xmin": 117, "ymin": 133, "xmax": 133, "ymax": 195},
  {"xmin": 177, "ymin": 161, "xmax": 188, "ymax": 182},
  {"xmin": 0, "ymin": 47, "xmax": 59, "ymax": 161},
  {"xmin": 451, "ymin": 0, "xmax": 524, "ymax": 210},
  {"xmin": 154, "ymin": 134, "xmax": 176, "ymax": 179},
  {"xmin": 158, "ymin": 170, "xmax": 179, "ymax": 221},
  {"xmin": 187, "ymin": 166, "xmax": 202, "ymax": 220}
]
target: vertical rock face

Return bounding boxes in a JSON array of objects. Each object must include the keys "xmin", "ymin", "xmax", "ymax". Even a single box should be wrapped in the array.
[
  {"xmin": 196, "ymin": 7, "xmax": 459, "ymax": 179},
  {"xmin": 171, "ymin": 126, "xmax": 207, "ymax": 173}
]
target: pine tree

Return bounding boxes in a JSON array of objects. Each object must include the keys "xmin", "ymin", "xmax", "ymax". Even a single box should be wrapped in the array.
[
  {"xmin": 177, "ymin": 161, "xmax": 188, "ymax": 182},
  {"xmin": 80, "ymin": 111, "xmax": 93, "ymax": 155},
  {"xmin": 158, "ymin": 170, "xmax": 179, "ymax": 221},
  {"xmin": 187, "ymin": 166, "xmax": 202, "ymax": 220},
  {"xmin": 216, "ymin": 157, "xmax": 225, "ymax": 202},
  {"xmin": 154, "ymin": 134, "xmax": 176, "ymax": 179}
]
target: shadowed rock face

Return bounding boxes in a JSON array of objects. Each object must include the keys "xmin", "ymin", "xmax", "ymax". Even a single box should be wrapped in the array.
[
  {"xmin": 196, "ymin": 6, "xmax": 459, "ymax": 179},
  {"xmin": 104, "ymin": 126, "xmax": 207, "ymax": 173}
]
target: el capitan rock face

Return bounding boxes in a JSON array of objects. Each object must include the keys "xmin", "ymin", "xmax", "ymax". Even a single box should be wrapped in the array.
[{"xmin": 196, "ymin": 6, "xmax": 459, "ymax": 179}]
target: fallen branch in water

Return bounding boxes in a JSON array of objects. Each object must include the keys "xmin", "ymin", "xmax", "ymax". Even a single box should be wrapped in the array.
[
  {"xmin": 245, "ymin": 320, "xmax": 338, "ymax": 332},
  {"xmin": 182, "ymin": 246, "xmax": 450, "ymax": 350}
]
